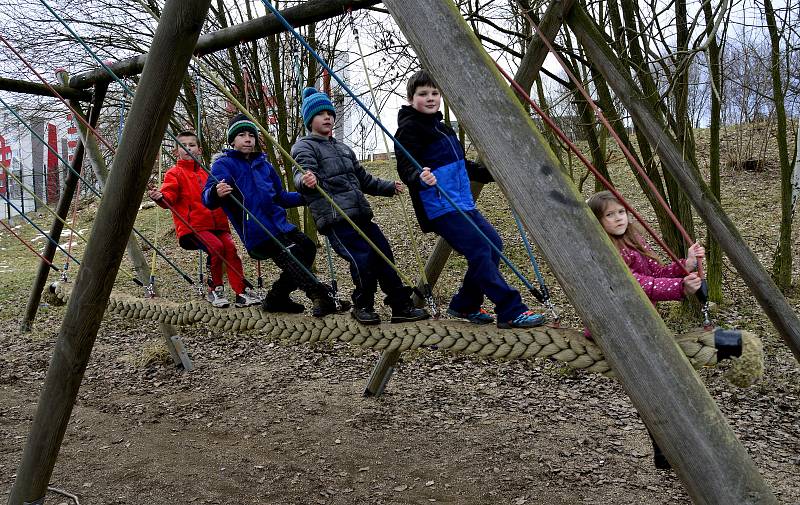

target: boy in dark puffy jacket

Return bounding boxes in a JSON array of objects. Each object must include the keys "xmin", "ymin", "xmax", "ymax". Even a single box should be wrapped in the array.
[
  {"xmin": 148, "ymin": 130, "xmax": 259, "ymax": 308},
  {"xmin": 202, "ymin": 113, "xmax": 347, "ymax": 317},
  {"xmin": 394, "ymin": 70, "xmax": 545, "ymax": 329},
  {"xmin": 292, "ymin": 87, "xmax": 428, "ymax": 325}
]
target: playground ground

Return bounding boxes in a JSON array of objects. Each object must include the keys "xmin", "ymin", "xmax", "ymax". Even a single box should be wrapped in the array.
[{"xmin": 1, "ymin": 147, "xmax": 799, "ymax": 504}]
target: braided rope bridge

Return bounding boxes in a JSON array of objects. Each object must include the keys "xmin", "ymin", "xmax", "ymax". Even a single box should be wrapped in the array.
[{"xmin": 47, "ymin": 282, "xmax": 763, "ymax": 387}]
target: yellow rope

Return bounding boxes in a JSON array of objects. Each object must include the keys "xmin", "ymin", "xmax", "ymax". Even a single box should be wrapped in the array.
[{"xmin": 347, "ymin": 8, "xmax": 429, "ymax": 288}]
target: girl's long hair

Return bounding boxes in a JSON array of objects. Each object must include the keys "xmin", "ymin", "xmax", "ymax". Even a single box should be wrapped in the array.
[{"xmin": 587, "ymin": 191, "xmax": 659, "ymax": 261}]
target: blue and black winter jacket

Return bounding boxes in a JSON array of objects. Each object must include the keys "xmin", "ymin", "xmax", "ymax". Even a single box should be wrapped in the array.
[
  {"xmin": 202, "ymin": 149, "xmax": 303, "ymax": 251},
  {"xmin": 394, "ymin": 105, "xmax": 493, "ymax": 232}
]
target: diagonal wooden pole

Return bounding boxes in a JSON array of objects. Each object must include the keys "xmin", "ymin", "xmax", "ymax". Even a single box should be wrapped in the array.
[
  {"xmin": 566, "ymin": 4, "xmax": 800, "ymax": 364},
  {"xmin": 20, "ymin": 79, "xmax": 107, "ymax": 332},
  {"xmin": 382, "ymin": 1, "xmax": 776, "ymax": 503},
  {"xmin": 7, "ymin": 0, "xmax": 211, "ymax": 502}
]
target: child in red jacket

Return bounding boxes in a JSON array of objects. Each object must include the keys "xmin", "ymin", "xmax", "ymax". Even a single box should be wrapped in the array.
[{"xmin": 148, "ymin": 130, "xmax": 259, "ymax": 308}]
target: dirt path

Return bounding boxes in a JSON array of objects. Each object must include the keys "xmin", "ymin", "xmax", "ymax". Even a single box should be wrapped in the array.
[{"xmin": 2, "ymin": 304, "xmax": 798, "ymax": 504}]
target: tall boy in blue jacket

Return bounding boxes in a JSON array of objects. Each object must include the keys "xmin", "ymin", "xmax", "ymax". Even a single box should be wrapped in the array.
[
  {"xmin": 394, "ymin": 70, "xmax": 545, "ymax": 329},
  {"xmin": 202, "ymin": 113, "xmax": 347, "ymax": 317}
]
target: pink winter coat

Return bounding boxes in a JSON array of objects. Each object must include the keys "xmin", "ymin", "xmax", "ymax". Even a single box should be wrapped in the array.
[
  {"xmin": 620, "ymin": 244, "xmax": 686, "ymax": 303},
  {"xmin": 583, "ymin": 243, "xmax": 686, "ymax": 339}
]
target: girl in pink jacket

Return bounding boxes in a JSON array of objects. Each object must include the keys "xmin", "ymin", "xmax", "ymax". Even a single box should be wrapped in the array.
[{"xmin": 587, "ymin": 191, "xmax": 704, "ymax": 303}]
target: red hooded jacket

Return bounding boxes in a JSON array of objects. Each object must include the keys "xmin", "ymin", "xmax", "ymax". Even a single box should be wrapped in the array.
[{"xmin": 156, "ymin": 158, "xmax": 229, "ymax": 238}]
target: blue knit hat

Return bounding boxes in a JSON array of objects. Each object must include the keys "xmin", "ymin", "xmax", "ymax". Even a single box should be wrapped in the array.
[
  {"xmin": 301, "ymin": 87, "xmax": 336, "ymax": 129},
  {"xmin": 227, "ymin": 113, "xmax": 258, "ymax": 145}
]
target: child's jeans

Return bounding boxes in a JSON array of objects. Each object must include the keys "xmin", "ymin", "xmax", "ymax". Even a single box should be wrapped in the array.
[
  {"xmin": 429, "ymin": 209, "xmax": 527, "ymax": 322},
  {"xmin": 325, "ymin": 219, "xmax": 411, "ymax": 310}
]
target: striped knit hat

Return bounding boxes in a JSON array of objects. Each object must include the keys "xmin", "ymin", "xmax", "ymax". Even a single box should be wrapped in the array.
[
  {"xmin": 301, "ymin": 87, "xmax": 336, "ymax": 129},
  {"xmin": 227, "ymin": 113, "xmax": 258, "ymax": 145}
]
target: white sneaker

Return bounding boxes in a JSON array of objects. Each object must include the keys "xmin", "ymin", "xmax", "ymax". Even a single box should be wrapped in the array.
[
  {"xmin": 206, "ymin": 286, "xmax": 230, "ymax": 308},
  {"xmin": 234, "ymin": 287, "xmax": 262, "ymax": 308}
]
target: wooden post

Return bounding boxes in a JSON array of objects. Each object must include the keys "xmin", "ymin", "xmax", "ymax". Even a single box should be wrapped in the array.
[
  {"xmin": 68, "ymin": 0, "xmax": 380, "ymax": 89},
  {"xmin": 567, "ymin": 4, "xmax": 800, "ymax": 364},
  {"xmin": 363, "ymin": 348, "xmax": 400, "ymax": 397},
  {"xmin": 20, "ymin": 78, "xmax": 106, "ymax": 332},
  {"xmin": 382, "ymin": 1, "xmax": 775, "ymax": 503},
  {"xmin": 7, "ymin": 0, "xmax": 211, "ymax": 503},
  {"xmin": 0, "ymin": 76, "xmax": 92, "ymax": 101}
]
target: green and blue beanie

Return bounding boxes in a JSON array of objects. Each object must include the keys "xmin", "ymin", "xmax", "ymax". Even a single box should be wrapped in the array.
[
  {"xmin": 301, "ymin": 87, "xmax": 336, "ymax": 129},
  {"xmin": 227, "ymin": 113, "xmax": 258, "ymax": 145}
]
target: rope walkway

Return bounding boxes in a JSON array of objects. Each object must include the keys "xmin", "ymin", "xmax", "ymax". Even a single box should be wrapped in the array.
[{"xmin": 45, "ymin": 282, "xmax": 763, "ymax": 387}]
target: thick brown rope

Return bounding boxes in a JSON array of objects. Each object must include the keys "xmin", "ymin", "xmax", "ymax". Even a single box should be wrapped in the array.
[{"xmin": 46, "ymin": 282, "xmax": 762, "ymax": 386}]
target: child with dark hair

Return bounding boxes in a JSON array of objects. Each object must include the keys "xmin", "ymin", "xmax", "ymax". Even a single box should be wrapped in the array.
[
  {"xmin": 292, "ymin": 87, "xmax": 429, "ymax": 325},
  {"xmin": 202, "ymin": 113, "xmax": 347, "ymax": 317},
  {"xmin": 149, "ymin": 130, "xmax": 259, "ymax": 308},
  {"xmin": 394, "ymin": 69, "xmax": 545, "ymax": 329}
]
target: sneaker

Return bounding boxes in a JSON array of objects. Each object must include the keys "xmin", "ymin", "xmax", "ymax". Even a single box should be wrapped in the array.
[
  {"xmin": 234, "ymin": 287, "xmax": 262, "ymax": 308},
  {"xmin": 497, "ymin": 310, "xmax": 545, "ymax": 329},
  {"xmin": 446, "ymin": 307, "xmax": 495, "ymax": 325},
  {"xmin": 261, "ymin": 294, "xmax": 305, "ymax": 314},
  {"xmin": 390, "ymin": 303, "xmax": 430, "ymax": 324},
  {"xmin": 312, "ymin": 295, "xmax": 351, "ymax": 318},
  {"xmin": 352, "ymin": 307, "xmax": 380, "ymax": 325},
  {"xmin": 206, "ymin": 286, "xmax": 230, "ymax": 308}
]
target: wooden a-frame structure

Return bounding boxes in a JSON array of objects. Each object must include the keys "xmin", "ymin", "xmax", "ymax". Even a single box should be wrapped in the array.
[{"xmin": 6, "ymin": 0, "xmax": 799, "ymax": 503}]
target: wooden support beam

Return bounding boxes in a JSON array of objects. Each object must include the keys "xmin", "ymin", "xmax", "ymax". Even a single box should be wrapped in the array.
[
  {"xmin": 566, "ymin": 4, "xmax": 800, "ymax": 365},
  {"xmin": 7, "ymin": 0, "xmax": 211, "ymax": 502},
  {"xmin": 0, "ymin": 76, "xmax": 92, "ymax": 101},
  {"xmin": 68, "ymin": 0, "xmax": 380, "ymax": 89},
  {"xmin": 20, "ymin": 77, "xmax": 107, "ymax": 333},
  {"xmin": 382, "ymin": 1, "xmax": 775, "ymax": 503}
]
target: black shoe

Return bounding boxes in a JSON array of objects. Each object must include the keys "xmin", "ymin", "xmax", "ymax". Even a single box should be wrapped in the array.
[
  {"xmin": 312, "ymin": 296, "xmax": 351, "ymax": 318},
  {"xmin": 353, "ymin": 307, "xmax": 381, "ymax": 325},
  {"xmin": 261, "ymin": 295, "xmax": 305, "ymax": 314},
  {"xmin": 390, "ymin": 304, "xmax": 430, "ymax": 323}
]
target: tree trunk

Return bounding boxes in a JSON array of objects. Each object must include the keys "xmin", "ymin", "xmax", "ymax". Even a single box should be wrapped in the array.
[
  {"xmin": 702, "ymin": 0, "xmax": 724, "ymax": 302},
  {"xmin": 764, "ymin": 0, "xmax": 793, "ymax": 290}
]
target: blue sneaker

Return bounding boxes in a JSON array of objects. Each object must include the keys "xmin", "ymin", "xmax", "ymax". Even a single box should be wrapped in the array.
[
  {"xmin": 447, "ymin": 308, "xmax": 495, "ymax": 325},
  {"xmin": 497, "ymin": 310, "xmax": 546, "ymax": 329}
]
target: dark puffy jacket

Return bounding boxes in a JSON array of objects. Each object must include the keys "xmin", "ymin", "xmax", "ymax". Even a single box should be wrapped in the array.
[
  {"xmin": 394, "ymin": 105, "xmax": 493, "ymax": 232},
  {"xmin": 155, "ymin": 158, "xmax": 229, "ymax": 239},
  {"xmin": 202, "ymin": 149, "xmax": 303, "ymax": 251},
  {"xmin": 291, "ymin": 134, "xmax": 396, "ymax": 231}
]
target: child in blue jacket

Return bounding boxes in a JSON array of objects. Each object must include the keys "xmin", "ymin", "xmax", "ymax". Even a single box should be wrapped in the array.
[
  {"xmin": 394, "ymin": 70, "xmax": 545, "ymax": 329},
  {"xmin": 203, "ymin": 113, "xmax": 347, "ymax": 317}
]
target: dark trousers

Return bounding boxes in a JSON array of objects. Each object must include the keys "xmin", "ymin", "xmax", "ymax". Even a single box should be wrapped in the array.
[
  {"xmin": 248, "ymin": 229, "xmax": 324, "ymax": 300},
  {"xmin": 429, "ymin": 209, "xmax": 527, "ymax": 322},
  {"xmin": 325, "ymin": 219, "xmax": 410, "ymax": 310}
]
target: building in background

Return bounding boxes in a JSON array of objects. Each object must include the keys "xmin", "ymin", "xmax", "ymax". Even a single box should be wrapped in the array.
[{"xmin": 0, "ymin": 109, "xmax": 71, "ymax": 220}]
